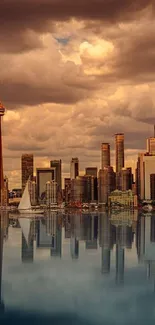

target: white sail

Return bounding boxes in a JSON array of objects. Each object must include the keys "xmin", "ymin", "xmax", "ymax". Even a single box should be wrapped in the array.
[
  {"xmin": 19, "ymin": 217, "xmax": 31, "ymax": 244},
  {"xmin": 18, "ymin": 181, "xmax": 31, "ymax": 210}
]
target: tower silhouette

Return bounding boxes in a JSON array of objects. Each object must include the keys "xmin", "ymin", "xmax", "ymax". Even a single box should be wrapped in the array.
[{"xmin": 0, "ymin": 102, "xmax": 5, "ymax": 206}]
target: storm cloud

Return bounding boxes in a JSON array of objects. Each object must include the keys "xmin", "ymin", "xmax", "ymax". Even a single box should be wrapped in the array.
[{"xmin": 0, "ymin": 0, "xmax": 154, "ymax": 187}]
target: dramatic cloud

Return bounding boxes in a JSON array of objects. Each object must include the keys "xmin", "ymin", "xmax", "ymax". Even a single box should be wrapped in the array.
[
  {"xmin": 0, "ymin": 0, "xmax": 153, "ymax": 31},
  {"xmin": 0, "ymin": 35, "xmax": 96, "ymax": 107},
  {"xmin": 0, "ymin": 0, "xmax": 155, "ymax": 188}
]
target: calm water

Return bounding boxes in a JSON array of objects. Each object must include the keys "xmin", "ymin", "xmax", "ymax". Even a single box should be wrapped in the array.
[{"xmin": 0, "ymin": 210, "xmax": 155, "ymax": 324}]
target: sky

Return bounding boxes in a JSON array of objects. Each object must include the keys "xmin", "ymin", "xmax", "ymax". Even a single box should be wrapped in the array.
[{"xmin": 1, "ymin": 0, "xmax": 155, "ymax": 189}]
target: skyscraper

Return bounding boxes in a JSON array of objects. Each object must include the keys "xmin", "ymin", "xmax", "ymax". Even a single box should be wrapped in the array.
[
  {"xmin": 21, "ymin": 154, "xmax": 33, "ymax": 193},
  {"xmin": 28, "ymin": 180, "xmax": 36, "ymax": 206},
  {"xmin": 115, "ymin": 133, "xmax": 124, "ymax": 173},
  {"xmin": 120, "ymin": 167, "xmax": 132, "ymax": 191},
  {"xmin": 98, "ymin": 167, "xmax": 116, "ymax": 204},
  {"xmin": 46, "ymin": 180, "xmax": 57, "ymax": 205},
  {"xmin": 101, "ymin": 143, "xmax": 110, "ymax": 169},
  {"xmin": 84, "ymin": 175, "xmax": 95, "ymax": 202},
  {"xmin": 146, "ymin": 125, "xmax": 155, "ymax": 154},
  {"xmin": 71, "ymin": 176, "xmax": 86, "ymax": 203},
  {"xmin": 85, "ymin": 167, "xmax": 98, "ymax": 201},
  {"xmin": 85, "ymin": 167, "xmax": 97, "ymax": 178},
  {"xmin": 36, "ymin": 168, "xmax": 55, "ymax": 201},
  {"xmin": 0, "ymin": 102, "xmax": 5, "ymax": 205},
  {"xmin": 0, "ymin": 215, "xmax": 3, "ymax": 308},
  {"xmin": 144, "ymin": 155, "xmax": 155, "ymax": 199},
  {"xmin": 136, "ymin": 153, "xmax": 145, "ymax": 199},
  {"xmin": 147, "ymin": 137, "xmax": 155, "ymax": 154},
  {"xmin": 50, "ymin": 160, "xmax": 62, "ymax": 190},
  {"xmin": 70, "ymin": 157, "xmax": 79, "ymax": 179},
  {"xmin": 64, "ymin": 178, "xmax": 71, "ymax": 203}
]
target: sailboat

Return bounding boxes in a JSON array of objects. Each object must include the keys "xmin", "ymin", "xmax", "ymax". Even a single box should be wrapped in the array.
[{"xmin": 18, "ymin": 181, "xmax": 44, "ymax": 214}]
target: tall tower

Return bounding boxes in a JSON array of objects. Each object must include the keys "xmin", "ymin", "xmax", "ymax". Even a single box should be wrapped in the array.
[
  {"xmin": 147, "ymin": 134, "xmax": 155, "ymax": 154},
  {"xmin": 98, "ymin": 167, "xmax": 116, "ymax": 204},
  {"xmin": 115, "ymin": 133, "xmax": 124, "ymax": 173},
  {"xmin": 70, "ymin": 158, "xmax": 79, "ymax": 180},
  {"xmin": 50, "ymin": 160, "xmax": 62, "ymax": 190},
  {"xmin": 0, "ymin": 103, "xmax": 5, "ymax": 206},
  {"xmin": 21, "ymin": 154, "xmax": 33, "ymax": 193},
  {"xmin": 0, "ymin": 215, "xmax": 4, "ymax": 310},
  {"xmin": 101, "ymin": 143, "xmax": 110, "ymax": 169}
]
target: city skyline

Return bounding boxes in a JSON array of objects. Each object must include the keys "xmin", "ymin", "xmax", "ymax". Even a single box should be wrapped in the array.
[
  {"xmin": 0, "ymin": 1, "xmax": 155, "ymax": 188},
  {"xmin": 3, "ymin": 127, "xmax": 155, "ymax": 190}
]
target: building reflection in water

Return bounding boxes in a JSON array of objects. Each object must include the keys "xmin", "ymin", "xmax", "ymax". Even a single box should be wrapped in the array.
[
  {"xmin": 85, "ymin": 215, "xmax": 98, "ymax": 250},
  {"xmin": 36, "ymin": 212, "xmax": 62, "ymax": 258},
  {"xmin": 137, "ymin": 214, "xmax": 155, "ymax": 289},
  {"xmin": 50, "ymin": 213, "xmax": 62, "ymax": 258},
  {"xmin": 99, "ymin": 212, "xmax": 112, "ymax": 274},
  {"xmin": 114, "ymin": 218, "xmax": 133, "ymax": 284},
  {"xmin": 99, "ymin": 211, "xmax": 134, "ymax": 283},
  {"xmin": 4, "ymin": 209, "xmax": 155, "ymax": 293},
  {"xmin": 70, "ymin": 237, "xmax": 79, "ymax": 259},
  {"xmin": 17, "ymin": 210, "xmax": 136, "ymax": 281},
  {"xmin": 0, "ymin": 211, "xmax": 9, "ymax": 313}
]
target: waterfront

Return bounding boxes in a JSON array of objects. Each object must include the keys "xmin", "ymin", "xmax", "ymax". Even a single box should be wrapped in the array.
[{"xmin": 0, "ymin": 211, "xmax": 155, "ymax": 324}]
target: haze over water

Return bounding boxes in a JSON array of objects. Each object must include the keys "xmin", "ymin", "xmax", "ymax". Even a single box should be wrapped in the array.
[{"xmin": 0, "ymin": 211, "xmax": 155, "ymax": 324}]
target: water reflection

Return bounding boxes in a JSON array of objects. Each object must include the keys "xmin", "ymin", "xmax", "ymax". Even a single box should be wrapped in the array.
[
  {"xmin": 1, "ymin": 210, "xmax": 155, "ymax": 319},
  {"xmin": 0, "ymin": 211, "xmax": 8, "ymax": 312},
  {"xmin": 137, "ymin": 214, "xmax": 155, "ymax": 287}
]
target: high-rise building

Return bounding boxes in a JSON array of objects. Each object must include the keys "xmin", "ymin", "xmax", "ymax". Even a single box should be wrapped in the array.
[
  {"xmin": 85, "ymin": 167, "xmax": 98, "ymax": 201},
  {"xmin": 115, "ymin": 133, "xmax": 124, "ymax": 173},
  {"xmin": 28, "ymin": 180, "xmax": 36, "ymax": 206},
  {"xmin": 64, "ymin": 178, "xmax": 71, "ymax": 203},
  {"xmin": 143, "ymin": 155, "xmax": 155, "ymax": 200},
  {"xmin": 0, "ymin": 215, "xmax": 3, "ymax": 308},
  {"xmin": 21, "ymin": 154, "xmax": 33, "ymax": 193},
  {"xmin": 36, "ymin": 168, "xmax": 55, "ymax": 201},
  {"xmin": 85, "ymin": 167, "xmax": 97, "ymax": 178},
  {"xmin": 136, "ymin": 153, "xmax": 145, "ymax": 199},
  {"xmin": 71, "ymin": 175, "xmax": 96, "ymax": 203},
  {"xmin": 71, "ymin": 176, "xmax": 86, "ymax": 203},
  {"xmin": 146, "ymin": 125, "xmax": 155, "ymax": 154},
  {"xmin": 101, "ymin": 143, "xmax": 110, "ymax": 169},
  {"xmin": 50, "ymin": 160, "xmax": 62, "ymax": 190},
  {"xmin": 147, "ymin": 137, "xmax": 155, "ymax": 154},
  {"xmin": 120, "ymin": 167, "xmax": 132, "ymax": 191},
  {"xmin": 84, "ymin": 175, "xmax": 95, "ymax": 202},
  {"xmin": 70, "ymin": 157, "xmax": 79, "ymax": 180},
  {"xmin": 46, "ymin": 180, "xmax": 57, "ymax": 206},
  {"xmin": 98, "ymin": 167, "xmax": 116, "ymax": 204},
  {"xmin": 0, "ymin": 102, "xmax": 5, "ymax": 205}
]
